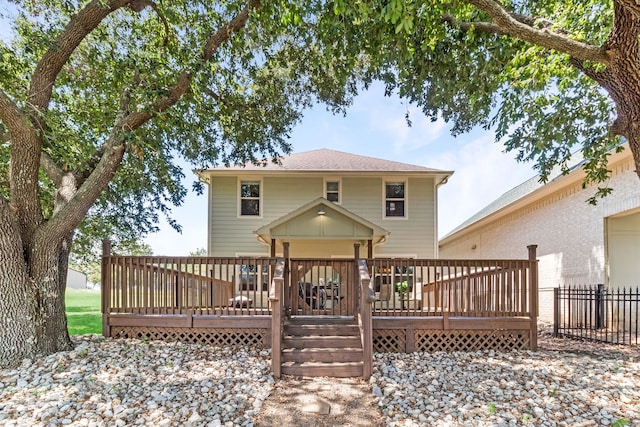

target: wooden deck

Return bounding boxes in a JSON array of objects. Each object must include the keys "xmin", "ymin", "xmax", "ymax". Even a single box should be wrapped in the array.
[{"xmin": 101, "ymin": 242, "xmax": 539, "ymax": 378}]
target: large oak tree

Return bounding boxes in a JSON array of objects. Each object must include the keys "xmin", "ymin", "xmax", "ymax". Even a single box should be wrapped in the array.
[
  {"xmin": 336, "ymin": 0, "xmax": 640, "ymax": 199},
  {"xmin": 0, "ymin": 0, "xmax": 360, "ymax": 368}
]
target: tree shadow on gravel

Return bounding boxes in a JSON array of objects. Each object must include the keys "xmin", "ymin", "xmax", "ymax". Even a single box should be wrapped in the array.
[{"xmin": 254, "ymin": 376, "xmax": 385, "ymax": 427}]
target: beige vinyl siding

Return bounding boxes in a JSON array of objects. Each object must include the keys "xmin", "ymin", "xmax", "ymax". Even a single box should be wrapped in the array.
[
  {"xmin": 209, "ymin": 174, "xmax": 438, "ymax": 258},
  {"xmin": 209, "ymin": 176, "xmax": 324, "ymax": 256},
  {"xmin": 380, "ymin": 177, "xmax": 436, "ymax": 258},
  {"xmin": 208, "ymin": 176, "xmax": 268, "ymax": 256},
  {"xmin": 263, "ymin": 177, "xmax": 322, "ymax": 218},
  {"xmin": 341, "ymin": 177, "xmax": 436, "ymax": 258}
]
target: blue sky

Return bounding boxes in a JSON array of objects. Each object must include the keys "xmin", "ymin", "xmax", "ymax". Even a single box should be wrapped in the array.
[
  {"xmin": 0, "ymin": 6, "xmax": 539, "ymax": 256},
  {"xmin": 145, "ymin": 85, "xmax": 539, "ymax": 255}
]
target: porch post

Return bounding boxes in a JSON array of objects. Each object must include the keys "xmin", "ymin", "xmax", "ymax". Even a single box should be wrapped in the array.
[
  {"xmin": 283, "ymin": 242, "xmax": 290, "ymax": 316},
  {"xmin": 354, "ymin": 244, "xmax": 360, "ymax": 315},
  {"xmin": 101, "ymin": 239, "xmax": 112, "ymax": 338},
  {"xmin": 527, "ymin": 244, "xmax": 538, "ymax": 350},
  {"xmin": 270, "ymin": 238, "xmax": 276, "ymax": 257},
  {"xmin": 367, "ymin": 239, "xmax": 373, "ymax": 259}
]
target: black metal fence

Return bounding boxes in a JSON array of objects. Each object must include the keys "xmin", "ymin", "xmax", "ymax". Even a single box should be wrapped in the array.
[{"xmin": 554, "ymin": 285, "xmax": 639, "ymax": 346}]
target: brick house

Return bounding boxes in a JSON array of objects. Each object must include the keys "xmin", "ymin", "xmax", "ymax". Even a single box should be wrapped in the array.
[{"xmin": 439, "ymin": 143, "xmax": 640, "ymax": 321}]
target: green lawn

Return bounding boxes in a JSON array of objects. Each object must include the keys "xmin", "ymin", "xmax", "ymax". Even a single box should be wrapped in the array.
[{"xmin": 65, "ymin": 288, "xmax": 102, "ymax": 335}]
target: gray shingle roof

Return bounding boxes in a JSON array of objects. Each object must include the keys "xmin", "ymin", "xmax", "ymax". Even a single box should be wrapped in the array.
[{"xmin": 208, "ymin": 148, "xmax": 449, "ymax": 173}]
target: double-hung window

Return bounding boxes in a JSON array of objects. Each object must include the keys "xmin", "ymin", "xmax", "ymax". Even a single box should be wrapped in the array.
[
  {"xmin": 325, "ymin": 180, "xmax": 340, "ymax": 203},
  {"xmin": 385, "ymin": 182, "xmax": 405, "ymax": 217},
  {"xmin": 240, "ymin": 181, "xmax": 261, "ymax": 216}
]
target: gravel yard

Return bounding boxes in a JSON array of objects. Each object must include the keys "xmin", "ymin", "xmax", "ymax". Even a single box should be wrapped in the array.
[{"xmin": 0, "ymin": 333, "xmax": 638, "ymax": 427}]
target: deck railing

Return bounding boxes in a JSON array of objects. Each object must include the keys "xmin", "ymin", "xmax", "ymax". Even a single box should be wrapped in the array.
[
  {"xmin": 367, "ymin": 256, "xmax": 538, "ymax": 318},
  {"xmin": 102, "ymin": 243, "xmax": 279, "ymax": 317},
  {"xmin": 102, "ymin": 247, "xmax": 537, "ymax": 320}
]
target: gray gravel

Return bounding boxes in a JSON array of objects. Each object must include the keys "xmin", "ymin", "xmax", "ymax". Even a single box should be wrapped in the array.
[
  {"xmin": 1, "ymin": 335, "xmax": 639, "ymax": 426},
  {"xmin": 0, "ymin": 336, "xmax": 273, "ymax": 427},
  {"xmin": 371, "ymin": 349, "xmax": 640, "ymax": 427}
]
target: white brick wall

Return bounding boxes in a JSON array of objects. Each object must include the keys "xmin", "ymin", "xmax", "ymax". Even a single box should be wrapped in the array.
[{"xmin": 440, "ymin": 152, "xmax": 640, "ymax": 321}]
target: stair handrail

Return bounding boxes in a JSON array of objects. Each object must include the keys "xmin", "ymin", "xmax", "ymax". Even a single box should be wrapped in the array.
[
  {"xmin": 269, "ymin": 257, "xmax": 286, "ymax": 378},
  {"xmin": 357, "ymin": 259, "xmax": 374, "ymax": 379}
]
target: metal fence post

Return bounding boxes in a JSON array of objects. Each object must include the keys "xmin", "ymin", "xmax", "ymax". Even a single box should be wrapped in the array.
[
  {"xmin": 596, "ymin": 283, "xmax": 604, "ymax": 329},
  {"xmin": 553, "ymin": 287, "xmax": 559, "ymax": 337}
]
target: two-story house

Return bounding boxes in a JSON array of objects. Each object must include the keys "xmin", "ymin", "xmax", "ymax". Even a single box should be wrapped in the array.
[{"xmin": 197, "ymin": 148, "xmax": 452, "ymax": 260}]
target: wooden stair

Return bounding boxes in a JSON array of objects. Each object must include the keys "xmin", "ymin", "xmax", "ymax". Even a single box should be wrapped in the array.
[{"xmin": 280, "ymin": 317, "xmax": 364, "ymax": 377}]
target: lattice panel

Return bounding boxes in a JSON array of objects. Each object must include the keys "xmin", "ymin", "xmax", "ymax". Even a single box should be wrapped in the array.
[
  {"xmin": 373, "ymin": 329, "xmax": 406, "ymax": 352},
  {"xmin": 111, "ymin": 327, "xmax": 269, "ymax": 348},
  {"xmin": 414, "ymin": 330, "xmax": 531, "ymax": 352}
]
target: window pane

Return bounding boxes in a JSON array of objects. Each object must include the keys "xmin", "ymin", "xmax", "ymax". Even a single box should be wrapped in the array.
[
  {"xmin": 241, "ymin": 199, "xmax": 260, "ymax": 215},
  {"xmin": 386, "ymin": 183, "xmax": 404, "ymax": 198},
  {"xmin": 327, "ymin": 192, "xmax": 339, "ymax": 202},
  {"xmin": 241, "ymin": 183, "xmax": 260, "ymax": 198},
  {"xmin": 386, "ymin": 201, "xmax": 404, "ymax": 217},
  {"xmin": 326, "ymin": 181, "xmax": 339, "ymax": 192}
]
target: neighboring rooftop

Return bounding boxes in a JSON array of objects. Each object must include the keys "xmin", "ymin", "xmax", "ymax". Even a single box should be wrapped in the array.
[{"xmin": 440, "ymin": 142, "xmax": 633, "ymax": 241}]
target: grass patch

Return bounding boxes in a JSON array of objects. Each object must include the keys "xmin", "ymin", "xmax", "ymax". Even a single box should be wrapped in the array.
[{"xmin": 65, "ymin": 289, "xmax": 101, "ymax": 335}]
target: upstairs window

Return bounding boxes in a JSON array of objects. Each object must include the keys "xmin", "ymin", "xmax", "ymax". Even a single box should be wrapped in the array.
[
  {"xmin": 385, "ymin": 182, "xmax": 405, "ymax": 217},
  {"xmin": 240, "ymin": 181, "xmax": 260, "ymax": 216},
  {"xmin": 325, "ymin": 180, "xmax": 340, "ymax": 203}
]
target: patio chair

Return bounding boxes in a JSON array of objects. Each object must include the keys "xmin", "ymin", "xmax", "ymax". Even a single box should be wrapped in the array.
[
  {"xmin": 298, "ymin": 281, "xmax": 327, "ymax": 310},
  {"xmin": 378, "ymin": 282, "xmax": 392, "ymax": 308}
]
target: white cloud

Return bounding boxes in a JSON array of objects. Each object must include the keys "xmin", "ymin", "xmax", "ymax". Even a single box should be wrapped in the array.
[{"xmin": 434, "ymin": 134, "xmax": 537, "ymax": 237}]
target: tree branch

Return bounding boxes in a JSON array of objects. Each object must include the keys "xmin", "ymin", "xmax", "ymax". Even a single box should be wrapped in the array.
[
  {"xmin": 0, "ymin": 88, "xmax": 33, "ymax": 141},
  {"xmin": 120, "ymin": 0, "xmax": 261, "ymax": 131},
  {"xmin": 1, "ymin": 85, "xmax": 43, "ymax": 237},
  {"xmin": 39, "ymin": 151, "xmax": 65, "ymax": 187},
  {"xmin": 39, "ymin": 0, "xmax": 261, "ymax": 241},
  {"xmin": 27, "ymin": 0, "xmax": 131, "ymax": 118},
  {"xmin": 603, "ymin": 1, "xmax": 640, "ymax": 59},
  {"xmin": 456, "ymin": 0, "xmax": 610, "ymax": 64}
]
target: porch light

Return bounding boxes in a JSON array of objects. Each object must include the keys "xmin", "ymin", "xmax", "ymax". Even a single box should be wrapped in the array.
[{"xmin": 317, "ymin": 207, "xmax": 326, "ymax": 215}]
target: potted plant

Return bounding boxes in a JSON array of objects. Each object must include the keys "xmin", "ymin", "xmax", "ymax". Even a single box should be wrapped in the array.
[{"xmin": 396, "ymin": 281, "xmax": 409, "ymax": 310}]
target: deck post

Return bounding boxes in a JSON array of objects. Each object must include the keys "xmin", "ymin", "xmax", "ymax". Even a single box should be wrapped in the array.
[
  {"xmin": 101, "ymin": 239, "xmax": 112, "ymax": 338},
  {"xmin": 527, "ymin": 245, "xmax": 538, "ymax": 350},
  {"xmin": 269, "ymin": 258, "xmax": 286, "ymax": 379},
  {"xmin": 358, "ymin": 259, "xmax": 374, "ymax": 379}
]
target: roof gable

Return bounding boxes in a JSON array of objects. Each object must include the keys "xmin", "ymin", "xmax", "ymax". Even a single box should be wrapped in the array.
[{"xmin": 255, "ymin": 197, "xmax": 389, "ymax": 240}]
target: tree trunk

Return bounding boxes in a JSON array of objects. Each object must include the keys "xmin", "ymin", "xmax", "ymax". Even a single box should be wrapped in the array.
[{"xmin": 0, "ymin": 212, "xmax": 73, "ymax": 368}]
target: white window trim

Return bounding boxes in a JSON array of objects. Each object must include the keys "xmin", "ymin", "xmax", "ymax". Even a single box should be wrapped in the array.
[
  {"xmin": 324, "ymin": 177, "xmax": 342, "ymax": 204},
  {"xmin": 382, "ymin": 179, "xmax": 408, "ymax": 220},
  {"xmin": 238, "ymin": 178, "xmax": 263, "ymax": 218}
]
